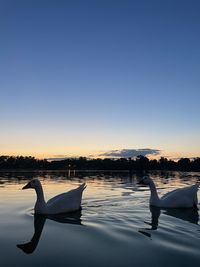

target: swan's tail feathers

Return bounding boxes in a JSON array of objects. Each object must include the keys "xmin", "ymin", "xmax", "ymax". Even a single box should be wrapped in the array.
[
  {"xmin": 79, "ymin": 183, "xmax": 87, "ymax": 191},
  {"xmin": 192, "ymin": 184, "xmax": 199, "ymax": 208},
  {"xmin": 193, "ymin": 184, "xmax": 199, "ymax": 191}
]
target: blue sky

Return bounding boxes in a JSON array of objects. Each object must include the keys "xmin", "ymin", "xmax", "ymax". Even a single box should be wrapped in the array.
[{"xmin": 0, "ymin": 0, "xmax": 200, "ymax": 158}]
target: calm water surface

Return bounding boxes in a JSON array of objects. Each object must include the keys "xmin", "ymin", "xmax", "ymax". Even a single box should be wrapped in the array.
[{"xmin": 0, "ymin": 171, "xmax": 200, "ymax": 267}]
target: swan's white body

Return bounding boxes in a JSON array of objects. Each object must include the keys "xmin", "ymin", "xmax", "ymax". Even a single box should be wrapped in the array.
[
  {"xmin": 140, "ymin": 176, "xmax": 198, "ymax": 208},
  {"xmin": 22, "ymin": 179, "xmax": 86, "ymax": 214}
]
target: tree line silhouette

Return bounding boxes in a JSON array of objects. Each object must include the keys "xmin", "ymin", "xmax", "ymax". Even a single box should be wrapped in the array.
[{"xmin": 0, "ymin": 155, "xmax": 200, "ymax": 171}]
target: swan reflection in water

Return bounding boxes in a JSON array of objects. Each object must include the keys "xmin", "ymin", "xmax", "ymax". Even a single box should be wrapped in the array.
[
  {"xmin": 17, "ymin": 210, "xmax": 82, "ymax": 254},
  {"xmin": 139, "ymin": 206, "xmax": 199, "ymax": 238}
]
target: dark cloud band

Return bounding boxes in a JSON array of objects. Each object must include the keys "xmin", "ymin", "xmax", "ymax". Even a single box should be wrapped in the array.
[{"xmin": 99, "ymin": 149, "xmax": 160, "ymax": 158}]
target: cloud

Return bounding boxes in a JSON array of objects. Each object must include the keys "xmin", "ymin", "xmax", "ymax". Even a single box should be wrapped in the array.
[
  {"xmin": 46, "ymin": 149, "xmax": 161, "ymax": 160},
  {"xmin": 46, "ymin": 157, "xmax": 68, "ymax": 161},
  {"xmin": 99, "ymin": 148, "xmax": 161, "ymax": 158},
  {"xmin": 46, "ymin": 155, "xmax": 76, "ymax": 161}
]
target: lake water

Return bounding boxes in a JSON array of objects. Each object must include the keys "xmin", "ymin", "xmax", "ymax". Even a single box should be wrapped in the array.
[{"xmin": 0, "ymin": 171, "xmax": 200, "ymax": 267}]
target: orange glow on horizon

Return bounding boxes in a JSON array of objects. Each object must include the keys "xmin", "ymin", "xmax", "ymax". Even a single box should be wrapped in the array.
[{"xmin": 1, "ymin": 148, "xmax": 200, "ymax": 160}]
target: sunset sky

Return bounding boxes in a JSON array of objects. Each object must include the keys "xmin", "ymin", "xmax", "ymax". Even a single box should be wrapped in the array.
[{"xmin": 0, "ymin": 0, "xmax": 200, "ymax": 159}]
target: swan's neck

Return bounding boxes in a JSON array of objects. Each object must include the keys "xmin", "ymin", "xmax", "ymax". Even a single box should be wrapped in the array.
[
  {"xmin": 149, "ymin": 181, "xmax": 160, "ymax": 206},
  {"xmin": 35, "ymin": 185, "xmax": 45, "ymax": 202},
  {"xmin": 34, "ymin": 185, "xmax": 46, "ymax": 213}
]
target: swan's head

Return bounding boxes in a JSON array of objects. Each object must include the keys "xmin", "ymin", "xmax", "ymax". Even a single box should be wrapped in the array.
[
  {"xmin": 22, "ymin": 179, "xmax": 41, "ymax": 190},
  {"xmin": 139, "ymin": 176, "xmax": 152, "ymax": 185}
]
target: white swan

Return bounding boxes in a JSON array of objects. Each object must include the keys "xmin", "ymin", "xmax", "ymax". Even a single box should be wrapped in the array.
[
  {"xmin": 139, "ymin": 176, "xmax": 198, "ymax": 208},
  {"xmin": 22, "ymin": 179, "xmax": 86, "ymax": 214}
]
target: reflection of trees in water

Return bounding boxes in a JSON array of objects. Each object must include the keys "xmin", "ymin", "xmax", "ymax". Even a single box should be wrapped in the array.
[
  {"xmin": 17, "ymin": 211, "xmax": 82, "ymax": 254},
  {"xmin": 139, "ymin": 206, "xmax": 199, "ymax": 238}
]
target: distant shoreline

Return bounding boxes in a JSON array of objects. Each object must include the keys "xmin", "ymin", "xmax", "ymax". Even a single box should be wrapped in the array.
[
  {"xmin": 0, "ymin": 169, "xmax": 130, "ymax": 172},
  {"xmin": 0, "ymin": 155, "xmax": 200, "ymax": 172},
  {"xmin": 0, "ymin": 169, "xmax": 200, "ymax": 174}
]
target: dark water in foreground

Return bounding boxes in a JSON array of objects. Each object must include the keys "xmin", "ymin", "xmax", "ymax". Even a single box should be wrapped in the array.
[{"xmin": 0, "ymin": 171, "xmax": 200, "ymax": 267}]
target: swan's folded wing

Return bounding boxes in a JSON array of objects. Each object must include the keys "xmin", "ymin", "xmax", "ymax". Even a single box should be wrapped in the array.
[
  {"xmin": 161, "ymin": 184, "xmax": 198, "ymax": 201},
  {"xmin": 45, "ymin": 184, "xmax": 86, "ymax": 213},
  {"xmin": 160, "ymin": 188, "xmax": 181, "ymax": 200},
  {"xmin": 47, "ymin": 192, "xmax": 69, "ymax": 205},
  {"xmin": 47, "ymin": 183, "xmax": 86, "ymax": 205}
]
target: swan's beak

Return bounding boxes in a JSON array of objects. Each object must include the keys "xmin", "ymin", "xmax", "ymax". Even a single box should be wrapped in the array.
[{"xmin": 22, "ymin": 182, "xmax": 31, "ymax": 190}]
